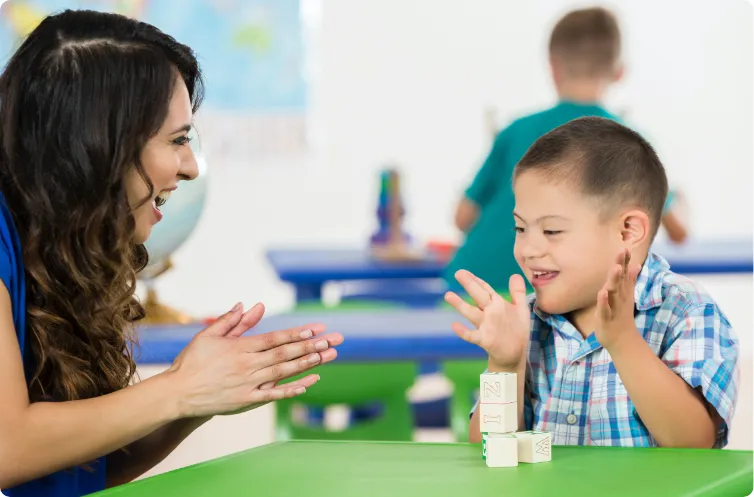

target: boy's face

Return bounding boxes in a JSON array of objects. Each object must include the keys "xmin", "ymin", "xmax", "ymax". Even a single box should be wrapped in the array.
[{"xmin": 512, "ymin": 171, "xmax": 624, "ymax": 317}]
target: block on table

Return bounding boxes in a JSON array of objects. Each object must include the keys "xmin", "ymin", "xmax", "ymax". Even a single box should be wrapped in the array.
[
  {"xmin": 483, "ymin": 433, "xmax": 518, "ymax": 467},
  {"xmin": 479, "ymin": 372, "xmax": 517, "ymax": 404},
  {"xmin": 479, "ymin": 401, "xmax": 517, "ymax": 433},
  {"xmin": 513, "ymin": 431, "xmax": 552, "ymax": 463}
]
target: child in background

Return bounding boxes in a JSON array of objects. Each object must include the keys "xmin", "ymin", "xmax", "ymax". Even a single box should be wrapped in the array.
[
  {"xmin": 445, "ymin": 7, "xmax": 687, "ymax": 293},
  {"xmin": 445, "ymin": 117, "xmax": 738, "ymax": 448}
]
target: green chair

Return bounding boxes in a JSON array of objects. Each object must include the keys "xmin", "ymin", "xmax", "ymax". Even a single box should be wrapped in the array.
[
  {"xmin": 442, "ymin": 359, "xmax": 488, "ymax": 442},
  {"xmin": 275, "ymin": 362, "xmax": 417, "ymax": 442}
]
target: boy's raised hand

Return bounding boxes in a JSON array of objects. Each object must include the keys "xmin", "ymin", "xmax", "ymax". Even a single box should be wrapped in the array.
[
  {"xmin": 444, "ymin": 270, "xmax": 531, "ymax": 368},
  {"xmin": 595, "ymin": 248, "xmax": 642, "ymax": 351}
]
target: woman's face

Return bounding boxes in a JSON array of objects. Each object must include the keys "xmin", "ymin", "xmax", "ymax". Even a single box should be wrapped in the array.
[{"xmin": 125, "ymin": 77, "xmax": 199, "ymax": 244}]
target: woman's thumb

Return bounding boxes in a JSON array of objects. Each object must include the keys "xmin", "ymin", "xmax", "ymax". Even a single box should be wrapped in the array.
[{"xmin": 199, "ymin": 303, "xmax": 244, "ymax": 337}]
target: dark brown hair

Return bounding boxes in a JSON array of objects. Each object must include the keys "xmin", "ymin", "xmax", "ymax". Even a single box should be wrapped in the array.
[
  {"xmin": 0, "ymin": 9, "xmax": 203, "ymax": 402},
  {"xmin": 514, "ymin": 116, "xmax": 668, "ymax": 238},
  {"xmin": 549, "ymin": 7, "xmax": 621, "ymax": 78}
]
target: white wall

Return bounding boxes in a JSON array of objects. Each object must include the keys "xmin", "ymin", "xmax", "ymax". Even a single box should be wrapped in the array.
[
  {"xmin": 147, "ymin": 0, "xmax": 753, "ymax": 451},
  {"xmin": 153, "ymin": 0, "xmax": 752, "ymax": 316}
]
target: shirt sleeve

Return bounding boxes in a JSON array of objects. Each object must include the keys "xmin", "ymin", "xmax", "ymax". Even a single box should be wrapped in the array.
[
  {"xmin": 662, "ymin": 189, "xmax": 676, "ymax": 215},
  {"xmin": 464, "ymin": 126, "xmax": 513, "ymax": 209},
  {"xmin": 0, "ymin": 241, "xmax": 12, "ymax": 295},
  {"xmin": 661, "ymin": 302, "xmax": 740, "ymax": 448}
]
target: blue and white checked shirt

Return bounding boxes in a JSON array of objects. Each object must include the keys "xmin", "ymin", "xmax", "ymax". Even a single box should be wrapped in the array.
[{"xmin": 476, "ymin": 252, "xmax": 740, "ymax": 448}]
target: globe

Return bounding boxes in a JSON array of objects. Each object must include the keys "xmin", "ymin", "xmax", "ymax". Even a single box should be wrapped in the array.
[{"xmin": 140, "ymin": 154, "xmax": 208, "ymax": 323}]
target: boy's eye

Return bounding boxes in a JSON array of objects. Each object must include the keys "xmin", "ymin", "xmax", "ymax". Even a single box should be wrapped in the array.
[
  {"xmin": 514, "ymin": 227, "xmax": 525, "ymax": 233},
  {"xmin": 172, "ymin": 135, "xmax": 192, "ymax": 146},
  {"xmin": 543, "ymin": 230, "xmax": 562, "ymax": 236}
]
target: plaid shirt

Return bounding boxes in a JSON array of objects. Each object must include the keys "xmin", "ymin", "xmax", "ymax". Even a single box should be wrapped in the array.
[{"xmin": 476, "ymin": 252, "xmax": 740, "ymax": 448}]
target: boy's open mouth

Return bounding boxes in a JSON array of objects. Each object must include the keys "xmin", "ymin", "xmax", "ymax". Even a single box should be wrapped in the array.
[{"xmin": 531, "ymin": 270, "xmax": 559, "ymax": 286}]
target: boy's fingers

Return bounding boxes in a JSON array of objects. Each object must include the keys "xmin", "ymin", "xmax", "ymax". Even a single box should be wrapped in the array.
[
  {"xmin": 473, "ymin": 274, "xmax": 499, "ymax": 301},
  {"xmin": 444, "ymin": 291, "xmax": 483, "ymax": 326},
  {"xmin": 508, "ymin": 274, "xmax": 528, "ymax": 306},
  {"xmin": 450, "ymin": 321, "xmax": 480, "ymax": 345},
  {"xmin": 605, "ymin": 264, "xmax": 622, "ymax": 293},
  {"xmin": 454, "ymin": 270, "xmax": 493, "ymax": 309},
  {"xmin": 596, "ymin": 288, "xmax": 611, "ymax": 321}
]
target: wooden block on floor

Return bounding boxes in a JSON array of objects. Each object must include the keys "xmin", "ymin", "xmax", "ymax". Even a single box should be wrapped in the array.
[
  {"xmin": 483, "ymin": 433, "xmax": 518, "ymax": 467},
  {"xmin": 479, "ymin": 372, "xmax": 517, "ymax": 404},
  {"xmin": 479, "ymin": 401, "xmax": 517, "ymax": 434},
  {"xmin": 513, "ymin": 431, "xmax": 552, "ymax": 463}
]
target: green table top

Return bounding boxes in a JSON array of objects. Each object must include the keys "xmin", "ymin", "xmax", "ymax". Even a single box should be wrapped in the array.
[{"xmin": 92, "ymin": 441, "xmax": 753, "ymax": 497}]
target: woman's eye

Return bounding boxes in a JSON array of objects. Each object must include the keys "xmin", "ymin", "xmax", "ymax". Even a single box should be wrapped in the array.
[{"xmin": 172, "ymin": 135, "xmax": 192, "ymax": 146}]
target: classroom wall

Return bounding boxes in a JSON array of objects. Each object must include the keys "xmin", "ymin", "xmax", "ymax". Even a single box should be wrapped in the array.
[{"xmin": 147, "ymin": 0, "xmax": 753, "ymax": 450}]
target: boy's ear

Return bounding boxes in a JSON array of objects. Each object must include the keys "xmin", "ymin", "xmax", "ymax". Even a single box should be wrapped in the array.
[
  {"xmin": 612, "ymin": 62, "xmax": 625, "ymax": 83},
  {"xmin": 549, "ymin": 56, "xmax": 562, "ymax": 86},
  {"xmin": 620, "ymin": 209, "xmax": 650, "ymax": 248}
]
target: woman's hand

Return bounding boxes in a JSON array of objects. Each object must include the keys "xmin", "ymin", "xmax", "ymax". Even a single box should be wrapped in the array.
[{"xmin": 166, "ymin": 302, "xmax": 344, "ymax": 418}]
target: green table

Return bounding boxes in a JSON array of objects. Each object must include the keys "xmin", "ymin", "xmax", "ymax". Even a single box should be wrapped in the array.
[{"xmin": 92, "ymin": 441, "xmax": 753, "ymax": 497}]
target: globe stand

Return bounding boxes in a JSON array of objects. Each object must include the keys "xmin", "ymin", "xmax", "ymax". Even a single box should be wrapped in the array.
[{"xmin": 139, "ymin": 258, "xmax": 195, "ymax": 325}]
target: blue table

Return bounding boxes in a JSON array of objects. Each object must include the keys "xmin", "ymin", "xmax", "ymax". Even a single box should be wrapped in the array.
[
  {"xmin": 135, "ymin": 309, "xmax": 479, "ymax": 365},
  {"xmin": 266, "ymin": 238, "xmax": 753, "ymax": 303},
  {"xmin": 265, "ymin": 247, "xmax": 445, "ymax": 302}
]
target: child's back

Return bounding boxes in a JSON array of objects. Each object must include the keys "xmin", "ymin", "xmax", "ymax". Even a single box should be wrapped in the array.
[{"xmin": 446, "ymin": 7, "xmax": 624, "ymax": 292}]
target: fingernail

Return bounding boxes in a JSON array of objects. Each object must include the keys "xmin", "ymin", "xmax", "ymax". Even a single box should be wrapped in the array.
[
  {"xmin": 231, "ymin": 302, "xmax": 242, "ymax": 312},
  {"xmin": 315, "ymin": 340, "xmax": 328, "ymax": 351},
  {"xmin": 294, "ymin": 387, "xmax": 306, "ymax": 395},
  {"xmin": 299, "ymin": 329, "xmax": 313, "ymax": 339},
  {"xmin": 308, "ymin": 353, "xmax": 321, "ymax": 364}
]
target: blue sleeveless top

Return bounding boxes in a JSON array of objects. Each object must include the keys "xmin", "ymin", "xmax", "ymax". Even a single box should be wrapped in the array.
[{"xmin": 0, "ymin": 192, "xmax": 106, "ymax": 496}]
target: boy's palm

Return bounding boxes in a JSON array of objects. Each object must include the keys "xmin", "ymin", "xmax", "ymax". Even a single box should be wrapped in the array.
[{"xmin": 445, "ymin": 270, "xmax": 531, "ymax": 368}]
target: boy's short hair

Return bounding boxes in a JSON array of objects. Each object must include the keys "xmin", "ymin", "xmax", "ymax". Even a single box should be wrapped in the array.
[
  {"xmin": 513, "ymin": 116, "xmax": 669, "ymax": 240},
  {"xmin": 549, "ymin": 7, "xmax": 621, "ymax": 78}
]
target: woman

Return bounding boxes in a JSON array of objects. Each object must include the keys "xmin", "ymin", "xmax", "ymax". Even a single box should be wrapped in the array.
[{"xmin": 0, "ymin": 9, "xmax": 343, "ymax": 496}]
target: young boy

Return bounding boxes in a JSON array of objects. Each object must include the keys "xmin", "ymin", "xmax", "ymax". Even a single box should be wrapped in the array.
[
  {"xmin": 445, "ymin": 116, "xmax": 739, "ymax": 448},
  {"xmin": 445, "ymin": 7, "xmax": 687, "ymax": 293}
]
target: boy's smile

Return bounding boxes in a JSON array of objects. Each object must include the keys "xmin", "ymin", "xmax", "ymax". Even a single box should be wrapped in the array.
[{"xmin": 512, "ymin": 171, "xmax": 624, "ymax": 329}]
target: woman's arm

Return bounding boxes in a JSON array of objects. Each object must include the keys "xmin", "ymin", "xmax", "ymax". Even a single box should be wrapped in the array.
[
  {"xmin": 105, "ymin": 416, "xmax": 211, "ymax": 487},
  {"xmin": 0, "ymin": 308, "xmax": 182, "ymax": 492},
  {"xmin": 0, "ymin": 291, "xmax": 340, "ymax": 489}
]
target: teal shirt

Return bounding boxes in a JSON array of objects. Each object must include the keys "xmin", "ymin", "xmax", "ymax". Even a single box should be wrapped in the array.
[{"xmin": 444, "ymin": 101, "xmax": 621, "ymax": 292}]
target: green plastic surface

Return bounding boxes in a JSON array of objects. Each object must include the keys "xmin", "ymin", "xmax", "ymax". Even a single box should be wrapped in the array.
[
  {"xmin": 92, "ymin": 441, "xmax": 753, "ymax": 497},
  {"xmin": 275, "ymin": 362, "xmax": 416, "ymax": 441}
]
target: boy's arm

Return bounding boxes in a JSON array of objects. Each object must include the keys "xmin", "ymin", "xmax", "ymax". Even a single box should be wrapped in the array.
[
  {"xmin": 456, "ymin": 127, "xmax": 513, "ymax": 232},
  {"xmin": 608, "ymin": 303, "xmax": 738, "ymax": 448},
  {"xmin": 660, "ymin": 211, "xmax": 688, "ymax": 244}
]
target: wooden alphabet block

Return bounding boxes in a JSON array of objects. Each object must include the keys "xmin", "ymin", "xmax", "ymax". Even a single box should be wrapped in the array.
[
  {"xmin": 479, "ymin": 401, "xmax": 517, "ymax": 434},
  {"xmin": 512, "ymin": 431, "xmax": 552, "ymax": 463},
  {"xmin": 479, "ymin": 372, "xmax": 517, "ymax": 405},
  {"xmin": 483, "ymin": 433, "xmax": 518, "ymax": 467}
]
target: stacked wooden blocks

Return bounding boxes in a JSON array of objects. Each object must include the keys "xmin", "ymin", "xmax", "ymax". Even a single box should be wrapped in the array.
[{"xmin": 480, "ymin": 372, "xmax": 552, "ymax": 467}]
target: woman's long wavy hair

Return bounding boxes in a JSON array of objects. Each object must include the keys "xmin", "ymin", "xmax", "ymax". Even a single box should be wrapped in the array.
[{"xmin": 0, "ymin": 9, "xmax": 203, "ymax": 402}]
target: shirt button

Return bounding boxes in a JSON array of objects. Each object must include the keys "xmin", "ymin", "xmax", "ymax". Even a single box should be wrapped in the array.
[{"xmin": 566, "ymin": 413, "xmax": 577, "ymax": 425}]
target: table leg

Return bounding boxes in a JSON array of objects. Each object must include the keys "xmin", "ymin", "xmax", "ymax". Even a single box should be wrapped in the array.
[{"xmin": 295, "ymin": 283, "xmax": 323, "ymax": 303}]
